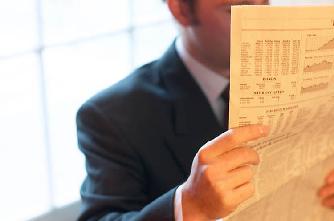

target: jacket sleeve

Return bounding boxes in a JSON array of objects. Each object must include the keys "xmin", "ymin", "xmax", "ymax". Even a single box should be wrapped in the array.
[{"xmin": 76, "ymin": 101, "xmax": 176, "ymax": 221}]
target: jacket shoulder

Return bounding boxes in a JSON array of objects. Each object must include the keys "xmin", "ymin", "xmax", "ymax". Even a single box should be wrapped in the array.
[{"xmin": 80, "ymin": 60, "xmax": 171, "ymax": 130}]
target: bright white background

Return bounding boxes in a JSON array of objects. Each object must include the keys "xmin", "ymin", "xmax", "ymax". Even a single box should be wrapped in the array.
[
  {"xmin": 0, "ymin": 0, "xmax": 333, "ymax": 220},
  {"xmin": 0, "ymin": 1, "xmax": 176, "ymax": 220}
]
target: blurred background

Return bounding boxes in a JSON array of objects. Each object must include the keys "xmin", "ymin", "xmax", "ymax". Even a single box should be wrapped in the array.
[{"xmin": 0, "ymin": 0, "xmax": 333, "ymax": 220}]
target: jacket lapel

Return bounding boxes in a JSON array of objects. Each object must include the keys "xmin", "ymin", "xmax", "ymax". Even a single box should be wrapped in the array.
[{"xmin": 157, "ymin": 43, "xmax": 224, "ymax": 177}]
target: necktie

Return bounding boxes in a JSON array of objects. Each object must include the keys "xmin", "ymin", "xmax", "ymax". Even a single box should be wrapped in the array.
[{"xmin": 221, "ymin": 84, "xmax": 230, "ymax": 131}]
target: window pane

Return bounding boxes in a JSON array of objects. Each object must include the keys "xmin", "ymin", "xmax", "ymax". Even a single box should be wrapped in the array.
[
  {"xmin": 0, "ymin": 1, "xmax": 38, "ymax": 56},
  {"xmin": 42, "ymin": 0, "xmax": 131, "ymax": 45},
  {"xmin": 133, "ymin": 21, "xmax": 177, "ymax": 67},
  {"xmin": 133, "ymin": 0, "xmax": 171, "ymax": 26},
  {"xmin": 0, "ymin": 54, "xmax": 49, "ymax": 221},
  {"xmin": 43, "ymin": 34, "xmax": 131, "ymax": 206}
]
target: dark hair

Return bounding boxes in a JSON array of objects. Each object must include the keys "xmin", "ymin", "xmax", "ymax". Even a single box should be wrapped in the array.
[
  {"xmin": 162, "ymin": 0, "xmax": 196, "ymax": 12},
  {"xmin": 162, "ymin": 0, "xmax": 195, "ymax": 6}
]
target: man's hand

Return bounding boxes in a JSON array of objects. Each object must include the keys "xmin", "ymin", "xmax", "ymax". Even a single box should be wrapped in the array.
[
  {"xmin": 181, "ymin": 125, "xmax": 270, "ymax": 221},
  {"xmin": 318, "ymin": 169, "xmax": 334, "ymax": 209}
]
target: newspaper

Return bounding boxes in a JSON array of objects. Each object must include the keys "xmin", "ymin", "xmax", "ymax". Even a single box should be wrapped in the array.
[{"xmin": 226, "ymin": 5, "xmax": 334, "ymax": 220}]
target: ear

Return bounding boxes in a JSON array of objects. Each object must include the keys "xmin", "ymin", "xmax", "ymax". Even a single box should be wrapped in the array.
[{"xmin": 167, "ymin": 0, "xmax": 194, "ymax": 26}]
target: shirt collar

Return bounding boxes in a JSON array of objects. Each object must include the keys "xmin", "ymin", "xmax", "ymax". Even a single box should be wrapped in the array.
[{"xmin": 175, "ymin": 38, "xmax": 229, "ymax": 103}]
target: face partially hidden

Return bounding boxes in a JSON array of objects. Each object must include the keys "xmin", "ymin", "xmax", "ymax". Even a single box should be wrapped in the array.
[{"xmin": 183, "ymin": 0, "xmax": 269, "ymax": 76}]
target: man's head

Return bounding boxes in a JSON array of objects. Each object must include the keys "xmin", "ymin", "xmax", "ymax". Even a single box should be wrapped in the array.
[{"xmin": 165, "ymin": 0, "xmax": 269, "ymax": 77}]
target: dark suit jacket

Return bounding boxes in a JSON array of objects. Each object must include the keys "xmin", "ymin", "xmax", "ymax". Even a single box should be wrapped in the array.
[{"xmin": 77, "ymin": 43, "xmax": 227, "ymax": 221}]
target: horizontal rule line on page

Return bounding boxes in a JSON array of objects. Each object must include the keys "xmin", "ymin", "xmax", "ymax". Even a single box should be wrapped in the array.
[{"xmin": 239, "ymin": 93, "xmax": 334, "ymax": 109}]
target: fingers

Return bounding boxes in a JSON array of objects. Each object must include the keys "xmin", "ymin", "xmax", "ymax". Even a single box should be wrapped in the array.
[
  {"xmin": 217, "ymin": 165, "xmax": 255, "ymax": 190},
  {"xmin": 318, "ymin": 169, "xmax": 334, "ymax": 209},
  {"xmin": 325, "ymin": 170, "xmax": 334, "ymax": 185},
  {"xmin": 319, "ymin": 183, "xmax": 334, "ymax": 200},
  {"xmin": 206, "ymin": 146, "xmax": 259, "ymax": 179},
  {"xmin": 199, "ymin": 125, "xmax": 269, "ymax": 163},
  {"xmin": 221, "ymin": 182, "xmax": 255, "ymax": 213},
  {"xmin": 318, "ymin": 182, "xmax": 334, "ymax": 208},
  {"xmin": 322, "ymin": 196, "xmax": 334, "ymax": 208},
  {"xmin": 181, "ymin": 125, "xmax": 267, "ymax": 219},
  {"xmin": 232, "ymin": 182, "xmax": 255, "ymax": 205},
  {"xmin": 218, "ymin": 146, "xmax": 260, "ymax": 170}
]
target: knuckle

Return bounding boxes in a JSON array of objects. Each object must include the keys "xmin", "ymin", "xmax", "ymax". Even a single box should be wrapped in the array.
[
  {"xmin": 202, "ymin": 167, "xmax": 212, "ymax": 180},
  {"xmin": 201, "ymin": 167, "xmax": 216, "ymax": 188},
  {"xmin": 197, "ymin": 151, "xmax": 207, "ymax": 164}
]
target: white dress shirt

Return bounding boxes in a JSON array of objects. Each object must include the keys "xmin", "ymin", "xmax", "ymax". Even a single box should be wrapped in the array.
[{"xmin": 174, "ymin": 38, "xmax": 229, "ymax": 221}]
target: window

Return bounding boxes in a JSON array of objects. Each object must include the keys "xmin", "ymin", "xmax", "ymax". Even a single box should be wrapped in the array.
[{"xmin": 0, "ymin": 0, "xmax": 176, "ymax": 220}]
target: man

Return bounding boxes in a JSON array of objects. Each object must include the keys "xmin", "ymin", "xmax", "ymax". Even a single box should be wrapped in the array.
[{"xmin": 77, "ymin": 0, "xmax": 334, "ymax": 220}]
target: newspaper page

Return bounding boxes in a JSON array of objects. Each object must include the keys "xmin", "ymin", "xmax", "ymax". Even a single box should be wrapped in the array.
[{"xmin": 227, "ymin": 5, "xmax": 334, "ymax": 220}]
